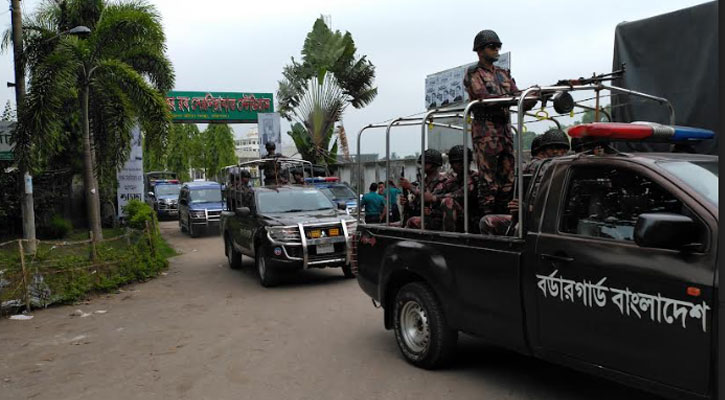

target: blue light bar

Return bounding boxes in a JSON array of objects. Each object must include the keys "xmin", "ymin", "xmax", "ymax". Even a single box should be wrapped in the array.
[{"xmin": 671, "ymin": 125, "xmax": 715, "ymax": 141}]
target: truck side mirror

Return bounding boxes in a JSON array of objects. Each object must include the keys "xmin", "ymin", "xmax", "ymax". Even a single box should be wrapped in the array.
[
  {"xmin": 634, "ymin": 213, "xmax": 700, "ymax": 251},
  {"xmin": 235, "ymin": 207, "xmax": 251, "ymax": 217},
  {"xmin": 148, "ymin": 191, "xmax": 155, "ymax": 198},
  {"xmin": 337, "ymin": 201, "xmax": 348, "ymax": 211}
]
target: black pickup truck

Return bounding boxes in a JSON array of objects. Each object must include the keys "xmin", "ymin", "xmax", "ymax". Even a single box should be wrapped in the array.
[
  {"xmin": 354, "ymin": 148, "xmax": 718, "ymax": 399},
  {"xmin": 222, "ymin": 185, "xmax": 357, "ymax": 287}
]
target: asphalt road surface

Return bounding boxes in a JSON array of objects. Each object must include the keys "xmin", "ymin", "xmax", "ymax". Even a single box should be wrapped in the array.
[{"xmin": 1, "ymin": 221, "xmax": 664, "ymax": 400}]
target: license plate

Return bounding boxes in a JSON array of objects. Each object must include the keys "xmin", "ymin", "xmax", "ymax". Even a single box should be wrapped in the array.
[{"xmin": 316, "ymin": 244, "xmax": 334, "ymax": 254}]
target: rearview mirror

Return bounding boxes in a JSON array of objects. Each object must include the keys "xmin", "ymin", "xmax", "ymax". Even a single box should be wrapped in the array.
[
  {"xmin": 634, "ymin": 213, "xmax": 699, "ymax": 251},
  {"xmin": 235, "ymin": 207, "xmax": 251, "ymax": 217}
]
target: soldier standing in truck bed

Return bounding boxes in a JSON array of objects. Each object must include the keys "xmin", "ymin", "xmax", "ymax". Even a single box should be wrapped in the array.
[
  {"xmin": 464, "ymin": 29, "xmax": 535, "ymax": 216},
  {"xmin": 261, "ymin": 142, "xmax": 287, "ymax": 186}
]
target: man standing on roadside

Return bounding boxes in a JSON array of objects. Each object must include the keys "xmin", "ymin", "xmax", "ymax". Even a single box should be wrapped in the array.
[
  {"xmin": 464, "ymin": 29, "xmax": 535, "ymax": 216},
  {"xmin": 361, "ymin": 182, "xmax": 387, "ymax": 224}
]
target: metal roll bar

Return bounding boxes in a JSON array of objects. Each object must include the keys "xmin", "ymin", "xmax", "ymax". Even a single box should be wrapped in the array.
[{"xmin": 357, "ymin": 83, "xmax": 675, "ymax": 237}]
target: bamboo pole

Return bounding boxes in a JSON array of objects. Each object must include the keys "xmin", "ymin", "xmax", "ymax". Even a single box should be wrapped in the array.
[{"xmin": 18, "ymin": 239, "xmax": 31, "ymax": 313}]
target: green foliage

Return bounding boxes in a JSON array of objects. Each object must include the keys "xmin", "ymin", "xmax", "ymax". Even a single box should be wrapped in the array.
[
  {"xmin": 1, "ymin": 101, "xmax": 14, "ymax": 121},
  {"xmin": 0, "ymin": 226, "xmax": 174, "ymax": 310},
  {"xmin": 122, "ymin": 199, "xmax": 155, "ymax": 230},
  {"xmin": 8, "ymin": 0, "xmax": 174, "ymax": 184},
  {"xmin": 277, "ymin": 17, "xmax": 376, "ymax": 166},
  {"xmin": 190, "ymin": 124, "xmax": 236, "ymax": 180},
  {"xmin": 42, "ymin": 214, "xmax": 73, "ymax": 239}
]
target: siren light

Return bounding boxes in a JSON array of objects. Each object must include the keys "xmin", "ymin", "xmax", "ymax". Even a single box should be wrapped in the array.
[{"xmin": 568, "ymin": 122, "xmax": 714, "ymax": 142}]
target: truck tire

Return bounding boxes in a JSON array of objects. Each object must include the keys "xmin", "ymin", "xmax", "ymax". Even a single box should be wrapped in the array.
[
  {"xmin": 255, "ymin": 245, "xmax": 278, "ymax": 287},
  {"xmin": 189, "ymin": 222, "xmax": 199, "ymax": 238},
  {"xmin": 226, "ymin": 235, "xmax": 242, "ymax": 270},
  {"xmin": 393, "ymin": 282, "xmax": 458, "ymax": 369},
  {"xmin": 341, "ymin": 264, "xmax": 355, "ymax": 279}
]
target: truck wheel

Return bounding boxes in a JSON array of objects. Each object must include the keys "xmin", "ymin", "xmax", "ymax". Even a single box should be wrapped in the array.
[
  {"xmin": 255, "ymin": 246, "xmax": 277, "ymax": 287},
  {"xmin": 393, "ymin": 282, "xmax": 458, "ymax": 369},
  {"xmin": 189, "ymin": 222, "xmax": 199, "ymax": 238},
  {"xmin": 226, "ymin": 236, "xmax": 242, "ymax": 270},
  {"xmin": 341, "ymin": 264, "xmax": 355, "ymax": 279}
]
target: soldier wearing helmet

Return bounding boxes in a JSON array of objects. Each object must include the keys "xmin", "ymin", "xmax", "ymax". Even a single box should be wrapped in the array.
[
  {"xmin": 431, "ymin": 145, "xmax": 482, "ymax": 233},
  {"xmin": 524, "ymin": 129, "xmax": 570, "ymax": 174},
  {"xmin": 399, "ymin": 149, "xmax": 446, "ymax": 229},
  {"xmin": 464, "ymin": 29, "xmax": 535, "ymax": 217},
  {"xmin": 261, "ymin": 142, "xmax": 288, "ymax": 186},
  {"xmin": 479, "ymin": 129, "xmax": 570, "ymax": 236}
]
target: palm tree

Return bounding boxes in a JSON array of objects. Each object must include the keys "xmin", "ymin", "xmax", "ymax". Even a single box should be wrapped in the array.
[
  {"xmin": 277, "ymin": 17, "xmax": 376, "ymax": 165},
  {"xmin": 12, "ymin": 0, "xmax": 174, "ymax": 241}
]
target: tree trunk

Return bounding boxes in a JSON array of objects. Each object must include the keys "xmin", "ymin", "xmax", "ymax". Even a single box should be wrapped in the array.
[
  {"xmin": 12, "ymin": 0, "xmax": 36, "ymax": 253},
  {"xmin": 81, "ymin": 84, "xmax": 103, "ymax": 241}
]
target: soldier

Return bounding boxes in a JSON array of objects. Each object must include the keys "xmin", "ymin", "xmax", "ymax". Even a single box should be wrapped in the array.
[
  {"xmin": 399, "ymin": 149, "xmax": 446, "ymax": 230},
  {"xmin": 480, "ymin": 129, "xmax": 570, "ymax": 235},
  {"xmin": 261, "ymin": 142, "xmax": 287, "ymax": 186},
  {"xmin": 438, "ymin": 145, "xmax": 481, "ymax": 233},
  {"xmin": 290, "ymin": 168, "xmax": 305, "ymax": 185},
  {"xmin": 237, "ymin": 169, "xmax": 254, "ymax": 211},
  {"xmin": 464, "ymin": 29, "xmax": 535, "ymax": 216}
]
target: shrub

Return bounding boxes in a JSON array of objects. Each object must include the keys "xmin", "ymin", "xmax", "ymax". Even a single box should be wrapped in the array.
[
  {"xmin": 41, "ymin": 214, "xmax": 73, "ymax": 239},
  {"xmin": 123, "ymin": 199, "xmax": 155, "ymax": 230}
]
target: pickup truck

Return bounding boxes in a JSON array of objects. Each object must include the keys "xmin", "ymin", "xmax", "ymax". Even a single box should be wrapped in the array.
[
  {"xmin": 222, "ymin": 184, "xmax": 357, "ymax": 287},
  {"xmin": 354, "ymin": 121, "xmax": 718, "ymax": 399}
]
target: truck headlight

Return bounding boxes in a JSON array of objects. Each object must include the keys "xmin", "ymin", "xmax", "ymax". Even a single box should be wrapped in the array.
[
  {"xmin": 267, "ymin": 227, "xmax": 301, "ymax": 242},
  {"xmin": 190, "ymin": 210, "xmax": 205, "ymax": 219}
]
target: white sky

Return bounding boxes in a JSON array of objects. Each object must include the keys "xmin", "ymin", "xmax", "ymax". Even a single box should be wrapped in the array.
[{"xmin": 0, "ymin": 0, "xmax": 710, "ymax": 157}]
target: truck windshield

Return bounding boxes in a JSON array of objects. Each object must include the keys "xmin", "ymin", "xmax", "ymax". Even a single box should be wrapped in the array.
[
  {"xmin": 257, "ymin": 190, "xmax": 335, "ymax": 213},
  {"xmin": 658, "ymin": 160, "xmax": 718, "ymax": 206},
  {"xmin": 320, "ymin": 185, "xmax": 355, "ymax": 200},
  {"xmin": 190, "ymin": 189, "xmax": 222, "ymax": 203},
  {"xmin": 155, "ymin": 184, "xmax": 180, "ymax": 197}
]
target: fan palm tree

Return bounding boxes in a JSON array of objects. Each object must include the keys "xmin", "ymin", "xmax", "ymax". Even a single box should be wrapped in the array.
[
  {"xmin": 277, "ymin": 17, "xmax": 376, "ymax": 165},
  {"xmin": 11, "ymin": 0, "xmax": 174, "ymax": 241}
]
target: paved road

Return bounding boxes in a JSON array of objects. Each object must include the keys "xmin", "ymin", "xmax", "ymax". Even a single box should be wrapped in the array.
[{"xmin": 0, "ymin": 221, "xmax": 663, "ymax": 400}]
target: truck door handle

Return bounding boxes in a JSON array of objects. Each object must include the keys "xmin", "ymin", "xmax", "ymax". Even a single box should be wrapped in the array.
[{"xmin": 540, "ymin": 253, "xmax": 575, "ymax": 263}]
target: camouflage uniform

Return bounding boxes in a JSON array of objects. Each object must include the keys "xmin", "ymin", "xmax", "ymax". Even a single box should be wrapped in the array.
[
  {"xmin": 403, "ymin": 173, "xmax": 446, "ymax": 230},
  {"xmin": 437, "ymin": 169, "xmax": 482, "ymax": 233},
  {"xmin": 261, "ymin": 152, "xmax": 288, "ymax": 186},
  {"xmin": 463, "ymin": 62, "xmax": 519, "ymax": 215}
]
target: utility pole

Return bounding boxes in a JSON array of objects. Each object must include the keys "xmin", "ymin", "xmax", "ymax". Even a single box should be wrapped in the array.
[{"xmin": 11, "ymin": 0, "xmax": 36, "ymax": 253}]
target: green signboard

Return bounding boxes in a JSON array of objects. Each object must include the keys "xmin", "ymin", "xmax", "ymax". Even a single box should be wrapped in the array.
[{"xmin": 166, "ymin": 91, "xmax": 274, "ymax": 123}]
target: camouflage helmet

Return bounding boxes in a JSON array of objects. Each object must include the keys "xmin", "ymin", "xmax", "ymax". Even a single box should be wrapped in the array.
[
  {"xmin": 473, "ymin": 29, "xmax": 502, "ymax": 51},
  {"xmin": 447, "ymin": 145, "xmax": 473, "ymax": 163},
  {"xmin": 540, "ymin": 129, "xmax": 571, "ymax": 151},
  {"xmin": 530, "ymin": 135, "xmax": 545, "ymax": 156},
  {"xmin": 418, "ymin": 148, "xmax": 443, "ymax": 167}
]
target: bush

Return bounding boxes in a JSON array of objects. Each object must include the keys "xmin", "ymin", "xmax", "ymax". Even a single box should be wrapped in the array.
[
  {"xmin": 123, "ymin": 200, "xmax": 156, "ymax": 230},
  {"xmin": 40, "ymin": 214, "xmax": 73, "ymax": 239}
]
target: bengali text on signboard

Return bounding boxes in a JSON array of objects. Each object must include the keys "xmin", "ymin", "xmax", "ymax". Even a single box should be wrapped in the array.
[{"xmin": 166, "ymin": 91, "xmax": 274, "ymax": 123}]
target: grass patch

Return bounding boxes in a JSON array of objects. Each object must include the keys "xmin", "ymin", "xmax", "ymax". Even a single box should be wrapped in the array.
[{"xmin": 1, "ymin": 202, "xmax": 176, "ymax": 313}]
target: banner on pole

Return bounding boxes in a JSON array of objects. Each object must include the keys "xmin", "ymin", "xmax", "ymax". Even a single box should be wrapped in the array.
[{"xmin": 117, "ymin": 125, "xmax": 144, "ymax": 217}]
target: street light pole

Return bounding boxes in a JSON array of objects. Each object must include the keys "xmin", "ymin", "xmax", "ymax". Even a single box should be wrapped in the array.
[{"xmin": 11, "ymin": 0, "xmax": 36, "ymax": 253}]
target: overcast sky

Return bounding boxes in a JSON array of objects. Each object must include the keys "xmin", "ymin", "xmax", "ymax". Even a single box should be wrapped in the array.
[{"xmin": 0, "ymin": 0, "xmax": 710, "ymax": 157}]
